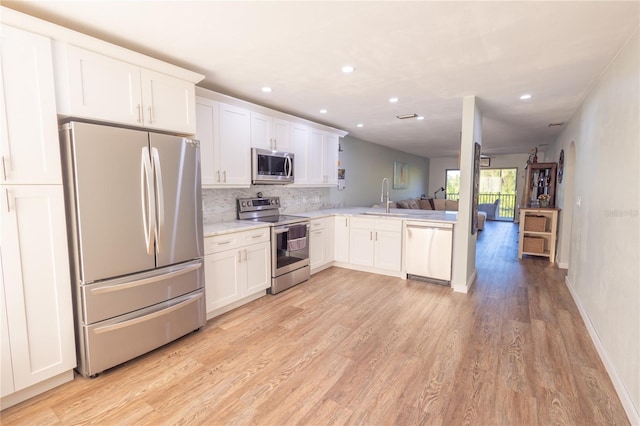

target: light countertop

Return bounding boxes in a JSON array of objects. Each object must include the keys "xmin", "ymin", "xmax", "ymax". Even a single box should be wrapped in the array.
[{"xmin": 204, "ymin": 207, "xmax": 457, "ymax": 237}]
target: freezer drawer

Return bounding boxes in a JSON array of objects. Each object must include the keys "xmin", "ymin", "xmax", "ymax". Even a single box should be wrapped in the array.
[
  {"xmin": 80, "ymin": 290, "xmax": 205, "ymax": 377},
  {"xmin": 82, "ymin": 260, "xmax": 203, "ymax": 324}
]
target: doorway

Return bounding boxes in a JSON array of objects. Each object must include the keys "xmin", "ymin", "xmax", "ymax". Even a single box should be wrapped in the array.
[{"xmin": 446, "ymin": 168, "xmax": 517, "ymax": 221}]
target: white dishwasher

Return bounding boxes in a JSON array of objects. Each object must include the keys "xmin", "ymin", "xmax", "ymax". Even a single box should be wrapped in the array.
[{"xmin": 405, "ymin": 221, "xmax": 453, "ymax": 283}]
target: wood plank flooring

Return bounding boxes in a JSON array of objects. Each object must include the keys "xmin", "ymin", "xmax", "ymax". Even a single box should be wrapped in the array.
[{"xmin": 1, "ymin": 221, "xmax": 629, "ymax": 425}]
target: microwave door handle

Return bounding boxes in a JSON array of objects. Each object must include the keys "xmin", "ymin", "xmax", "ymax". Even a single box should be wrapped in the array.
[{"xmin": 286, "ymin": 156, "xmax": 292, "ymax": 178}]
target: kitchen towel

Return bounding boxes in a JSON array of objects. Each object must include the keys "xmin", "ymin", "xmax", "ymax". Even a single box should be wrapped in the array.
[{"xmin": 287, "ymin": 224, "xmax": 307, "ymax": 251}]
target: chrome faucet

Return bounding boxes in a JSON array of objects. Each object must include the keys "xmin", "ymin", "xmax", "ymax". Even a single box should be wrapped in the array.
[{"xmin": 381, "ymin": 177, "xmax": 391, "ymax": 213}]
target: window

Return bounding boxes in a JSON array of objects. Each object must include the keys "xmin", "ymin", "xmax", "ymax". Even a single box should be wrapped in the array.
[{"xmin": 444, "ymin": 168, "xmax": 517, "ymax": 220}]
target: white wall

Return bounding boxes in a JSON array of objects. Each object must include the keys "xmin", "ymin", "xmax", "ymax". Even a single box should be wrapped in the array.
[
  {"xmin": 451, "ymin": 96, "xmax": 481, "ymax": 293},
  {"xmin": 547, "ymin": 29, "xmax": 639, "ymax": 422},
  {"xmin": 329, "ymin": 135, "xmax": 429, "ymax": 207}
]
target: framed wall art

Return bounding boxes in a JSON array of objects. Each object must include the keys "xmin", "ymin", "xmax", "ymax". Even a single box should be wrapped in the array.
[{"xmin": 393, "ymin": 161, "xmax": 408, "ymax": 189}]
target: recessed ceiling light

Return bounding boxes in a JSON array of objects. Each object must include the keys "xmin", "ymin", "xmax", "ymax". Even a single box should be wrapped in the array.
[
  {"xmin": 341, "ymin": 65, "xmax": 355, "ymax": 73},
  {"xmin": 357, "ymin": 123, "xmax": 364, "ymax": 128},
  {"xmin": 320, "ymin": 109, "xmax": 328, "ymax": 114},
  {"xmin": 261, "ymin": 86, "xmax": 272, "ymax": 93},
  {"xmin": 519, "ymin": 93, "xmax": 532, "ymax": 100},
  {"xmin": 389, "ymin": 97, "xmax": 399, "ymax": 103},
  {"xmin": 417, "ymin": 116, "xmax": 425, "ymax": 120}
]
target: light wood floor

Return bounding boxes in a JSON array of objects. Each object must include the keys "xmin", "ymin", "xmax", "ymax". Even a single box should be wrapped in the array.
[{"xmin": 1, "ymin": 221, "xmax": 629, "ymax": 425}]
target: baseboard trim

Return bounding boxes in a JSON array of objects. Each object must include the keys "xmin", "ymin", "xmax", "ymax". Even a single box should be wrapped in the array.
[
  {"xmin": 453, "ymin": 269, "xmax": 476, "ymax": 293},
  {"xmin": 565, "ymin": 275, "xmax": 639, "ymax": 425},
  {"xmin": 1, "ymin": 370, "xmax": 74, "ymax": 410}
]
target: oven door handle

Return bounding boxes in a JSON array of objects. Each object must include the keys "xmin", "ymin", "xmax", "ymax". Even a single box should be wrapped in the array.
[{"xmin": 274, "ymin": 223, "xmax": 309, "ymax": 234}]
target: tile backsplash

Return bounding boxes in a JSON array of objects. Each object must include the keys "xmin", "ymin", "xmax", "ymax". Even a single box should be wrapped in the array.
[{"xmin": 202, "ymin": 186, "xmax": 338, "ymax": 224}]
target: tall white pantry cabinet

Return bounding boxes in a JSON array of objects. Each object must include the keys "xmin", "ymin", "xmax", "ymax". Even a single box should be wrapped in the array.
[{"xmin": 0, "ymin": 24, "xmax": 76, "ymax": 408}]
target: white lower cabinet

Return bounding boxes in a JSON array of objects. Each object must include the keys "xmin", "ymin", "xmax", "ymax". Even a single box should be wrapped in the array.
[
  {"xmin": 348, "ymin": 217, "xmax": 402, "ymax": 274},
  {"xmin": 309, "ymin": 217, "xmax": 334, "ymax": 273},
  {"xmin": 0, "ymin": 186, "xmax": 76, "ymax": 406},
  {"xmin": 334, "ymin": 215, "xmax": 350, "ymax": 263},
  {"xmin": 204, "ymin": 227, "xmax": 271, "ymax": 318}
]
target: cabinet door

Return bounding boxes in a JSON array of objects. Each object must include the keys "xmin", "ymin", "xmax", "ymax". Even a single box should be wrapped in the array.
[
  {"xmin": 0, "ymin": 25, "xmax": 60, "ymax": 185},
  {"xmin": 334, "ymin": 216, "xmax": 350, "ymax": 262},
  {"xmin": 204, "ymin": 249, "xmax": 242, "ymax": 312},
  {"xmin": 0, "ymin": 260, "xmax": 15, "ymax": 397},
  {"xmin": 250, "ymin": 111, "xmax": 272, "ymax": 150},
  {"xmin": 245, "ymin": 241, "xmax": 271, "ymax": 294},
  {"xmin": 1, "ymin": 185, "xmax": 75, "ymax": 390},
  {"xmin": 217, "ymin": 103, "xmax": 251, "ymax": 185},
  {"xmin": 195, "ymin": 98, "xmax": 218, "ymax": 185},
  {"xmin": 307, "ymin": 129, "xmax": 324, "ymax": 185},
  {"xmin": 272, "ymin": 118, "xmax": 291, "ymax": 151},
  {"xmin": 349, "ymin": 227, "xmax": 375, "ymax": 267},
  {"xmin": 291, "ymin": 123, "xmax": 309, "ymax": 184},
  {"xmin": 323, "ymin": 134, "xmax": 339, "ymax": 185},
  {"xmin": 375, "ymin": 230, "xmax": 402, "ymax": 272},
  {"xmin": 310, "ymin": 228, "xmax": 326, "ymax": 270},
  {"xmin": 65, "ymin": 45, "xmax": 142, "ymax": 126},
  {"xmin": 324, "ymin": 217, "xmax": 335, "ymax": 262},
  {"xmin": 140, "ymin": 68, "xmax": 196, "ymax": 134}
]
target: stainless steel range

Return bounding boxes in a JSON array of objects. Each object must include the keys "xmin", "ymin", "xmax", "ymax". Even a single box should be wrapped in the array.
[{"xmin": 237, "ymin": 196, "xmax": 310, "ymax": 294}]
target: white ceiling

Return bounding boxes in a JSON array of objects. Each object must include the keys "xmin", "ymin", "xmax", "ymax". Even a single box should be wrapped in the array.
[{"xmin": 5, "ymin": 1, "xmax": 639, "ymax": 158}]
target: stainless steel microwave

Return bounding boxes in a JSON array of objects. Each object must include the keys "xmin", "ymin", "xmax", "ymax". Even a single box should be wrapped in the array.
[{"xmin": 252, "ymin": 148, "xmax": 294, "ymax": 184}]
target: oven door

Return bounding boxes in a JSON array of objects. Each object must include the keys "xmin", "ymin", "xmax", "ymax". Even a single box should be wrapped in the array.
[
  {"xmin": 272, "ymin": 223, "xmax": 310, "ymax": 276},
  {"xmin": 252, "ymin": 148, "xmax": 294, "ymax": 184}
]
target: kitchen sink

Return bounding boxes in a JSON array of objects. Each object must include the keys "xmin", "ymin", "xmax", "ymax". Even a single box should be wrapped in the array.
[{"xmin": 360, "ymin": 212, "xmax": 408, "ymax": 217}]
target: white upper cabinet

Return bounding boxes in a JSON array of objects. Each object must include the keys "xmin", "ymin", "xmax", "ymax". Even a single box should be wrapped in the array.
[
  {"xmin": 250, "ymin": 111, "xmax": 291, "ymax": 151},
  {"xmin": 323, "ymin": 133, "xmax": 340, "ymax": 185},
  {"xmin": 140, "ymin": 68, "xmax": 196, "ymax": 134},
  {"xmin": 195, "ymin": 98, "xmax": 218, "ymax": 186},
  {"xmin": 0, "ymin": 25, "xmax": 61, "ymax": 185},
  {"xmin": 217, "ymin": 103, "xmax": 251, "ymax": 185},
  {"xmin": 57, "ymin": 45, "xmax": 197, "ymax": 134},
  {"xmin": 196, "ymin": 96, "xmax": 251, "ymax": 187},
  {"xmin": 272, "ymin": 117, "xmax": 291, "ymax": 151},
  {"xmin": 250, "ymin": 111, "xmax": 273, "ymax": 150},
  {"xmin": 291, "ymin": 123, "xmax": 310, "ymax": 184},
  {"xmin": 308, "ymin": 129, "xmax": 325, "ymax": 185}
]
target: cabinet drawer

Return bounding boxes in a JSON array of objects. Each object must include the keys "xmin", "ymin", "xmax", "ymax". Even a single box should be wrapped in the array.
[
  {"xmin": 310, "ymin": 218, "xmax": 326, "ymax": 230},
  {"xmin": 83, "ymin": 290, "xmax": 204, "ymax": 377},
  {"xmin": 205, "ymin": 227, "xmax": 270, "ymax": 254},
  {"xmin": 375, "ymin": 218, "xmax": 402, "ymax": 232},
  {"xmin": 350, "ymin": 216, "xmax": 375, "ymax": 229}
]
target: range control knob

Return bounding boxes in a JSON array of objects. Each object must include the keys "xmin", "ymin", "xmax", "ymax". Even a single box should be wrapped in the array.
[
  {"xmin": 241, "ymin": 201, "xmax": 246, "ymax": 207},
  {"xmin": 247, "ymin": 201, "xmax": 252, "ymax": 206}
]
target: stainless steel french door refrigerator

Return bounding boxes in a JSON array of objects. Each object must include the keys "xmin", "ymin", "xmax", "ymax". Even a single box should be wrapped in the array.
[{"xmin": 60, "ymin": 121, "xmax": 205, "ymax": 377}]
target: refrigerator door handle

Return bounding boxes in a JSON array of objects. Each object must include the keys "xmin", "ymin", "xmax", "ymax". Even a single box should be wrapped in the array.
[
  {"xmin": 151, "ymin": 147, "xmax": 164, "ymax": 254},
  {"xmin": 141, "ymin": 147, "xmax": 156, "ymax": 255}
]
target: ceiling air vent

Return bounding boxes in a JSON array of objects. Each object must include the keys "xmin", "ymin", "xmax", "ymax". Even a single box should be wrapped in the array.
[
  {"xmin": 397, "ymin": 113, "xmax": 418, "ymax": 120},
  {"xmin": 548, "ymin": 122, "xmax": 565, "ymax": 127}
]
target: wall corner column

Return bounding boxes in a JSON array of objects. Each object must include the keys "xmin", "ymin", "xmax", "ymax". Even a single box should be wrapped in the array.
[{"xmin": 452, "ymin": 96, "xmax": 482, "ymax": 293}]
